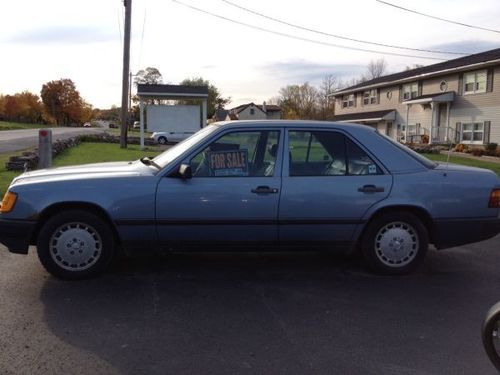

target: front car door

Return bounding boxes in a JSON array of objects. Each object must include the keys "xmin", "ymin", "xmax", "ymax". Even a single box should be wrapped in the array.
[
  {"xmin": 155, "ymin": 127, "xmax": 283, "ymax": 248},
  {"xmin": 279, "ymin": 128, "xmax": 392, "ymax": 248}
]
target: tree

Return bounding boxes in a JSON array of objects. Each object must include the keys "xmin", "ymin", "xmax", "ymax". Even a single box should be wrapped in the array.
[
  {"xmin": 277, "ymin": 82, "xmax": 319, "ymax": 120},
  {"xmin": 40, "ymin": 79, "xmax": 90, "ymax": 126},
  {"xmin": 180, "ymin": 77, "xmax": 231, "ymax": 118},
  {"xmin": 318, "ymin": 75, "xmax": 338, "ymax": 120},
  {"xmin": 364, "ymin": 58, "xmax": 388, "ymax": 81},
  {"xmin": 134, "ymin": 67, "xmax": 163, "ymax": 86}
]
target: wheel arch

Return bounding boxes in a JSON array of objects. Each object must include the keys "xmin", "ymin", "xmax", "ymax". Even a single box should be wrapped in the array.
[
  {"xmin": 30, "ymin": 202, "xmax": 121, "ymax": 247},
  {"xmin": 360, "ymin": 205, "xmax": 436, "ymax": 245}
]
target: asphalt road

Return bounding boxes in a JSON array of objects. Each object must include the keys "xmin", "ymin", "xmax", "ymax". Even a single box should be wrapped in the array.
[
  {"xmin": 0, "ymin": 128, "xmax": 105, "ymax": 153},
  {"xmin": 0, "ymin": 237, "xmax": 499, "ymax": 375}
]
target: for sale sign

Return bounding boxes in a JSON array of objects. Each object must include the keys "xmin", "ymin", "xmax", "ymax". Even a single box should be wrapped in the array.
[{"xmin": 207, "ymin": 149, "xmax": 249, "ymax": 176}]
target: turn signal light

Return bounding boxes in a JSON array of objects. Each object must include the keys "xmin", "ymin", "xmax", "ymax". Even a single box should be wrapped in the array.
[
  {"xmin": 489, "ymin": 189, "xmax": 500, "ymax": 208},
  {"xmin": 0, "ymin": 191, "xmax": 17, "ymax": 213}
]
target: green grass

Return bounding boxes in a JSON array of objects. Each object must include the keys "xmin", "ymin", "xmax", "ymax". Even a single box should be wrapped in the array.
[
  {"xmin": 422, "ymin": 153, "xmax": 500, "ymax": 175},
  {"xmin": 0, "ymin": 151, "xmax": 29, "ymax": 196},
  {"xmin": 0, "ymin": 121, "xmax": 56, "ymax": 131},
  {"xmin": 53, "ymin": 142, "xmax": 162, "ymax": 167}
]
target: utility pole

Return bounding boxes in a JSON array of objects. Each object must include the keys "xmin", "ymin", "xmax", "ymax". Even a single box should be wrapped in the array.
[{"xmin": 120, "ymin": 0, "xmax": 132, "ymax": 148}]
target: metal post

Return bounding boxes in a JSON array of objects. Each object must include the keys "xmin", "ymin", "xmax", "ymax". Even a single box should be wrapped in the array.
[
  {"xmin": 38, "ymin": 129, "xmax": 52, "ymax": 169},
  {"xmin": 405, "ymin": 105, "xmax": 410, "ymax": 143},
  {"xmin": 140, "ymin": 98, "xmax": 145, "ymax": 150},
  {"xmin": 201, "ymin": 99, "xmax": 207, "ymax": 128},
  {"xmin": 120, "ymin": 0, "xmax": 132, "ymax": 148}
]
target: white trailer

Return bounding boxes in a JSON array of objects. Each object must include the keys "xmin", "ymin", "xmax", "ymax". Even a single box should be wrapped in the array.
[{"xmin": 147, "ymin": 105, "xmax": 202, "ymax": 143}]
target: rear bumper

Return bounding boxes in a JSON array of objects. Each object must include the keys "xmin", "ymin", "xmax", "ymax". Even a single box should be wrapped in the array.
[
  {"xmin": 0, "ymin": 218, "xmax": 36, "ymax": 254},
  {"xmin": 434, "ymin": 217, "xmax": 500, "ymax": 249}
]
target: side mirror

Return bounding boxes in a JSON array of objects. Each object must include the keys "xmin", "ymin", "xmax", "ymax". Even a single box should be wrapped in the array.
[
  {"xmin": 482, "ymin": 301, "xmax": 500, "ymax": 371},
  {"xmin": 178, "ymin": 164, "xmax": 192, "ymax": 180}
]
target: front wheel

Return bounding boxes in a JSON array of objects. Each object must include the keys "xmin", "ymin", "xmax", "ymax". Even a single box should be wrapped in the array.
[
  {"xmin": 157, "ymin": 136, "xmax": 167, "ymax": 145},
  {"xmin": 37, "ymin": 210, "xmax": 115, "ymax": 280},
  {"xmin": 360, "ymin": 212, "xmax": 428, "ymax": 275}
]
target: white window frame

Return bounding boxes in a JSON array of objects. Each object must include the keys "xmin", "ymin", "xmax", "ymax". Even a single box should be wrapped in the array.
[
  {"xmin": 463, "ymin": 70, "xmax": 487, "ymax": 95},
  {"xmin": 461, "ymin": 122, "xmax": 484, "ymax": 144},
  {"xmin": 363, "ymin": 89, "xmax": 377, "ymax": 105},
  {"xmin": 402, "ymin": 82, "xmax": 418, "ymax": 100},
  {"xmin": 342, "ymin": 94, "xmax": 355, "ymax": 108}
]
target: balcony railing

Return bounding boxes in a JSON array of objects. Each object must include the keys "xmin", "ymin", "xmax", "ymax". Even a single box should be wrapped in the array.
[{"xmin": 430, "ymin": 126, "xmax": 457, "ymax": 144}]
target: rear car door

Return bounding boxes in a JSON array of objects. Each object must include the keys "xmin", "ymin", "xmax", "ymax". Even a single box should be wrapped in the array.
[
  {"xmin": 155, "ymin": 128, "xmax": 283, "ymax": 247},
  {"xmin": 279, "ymin": 128, "xmax": 392, "ymax": 245}
]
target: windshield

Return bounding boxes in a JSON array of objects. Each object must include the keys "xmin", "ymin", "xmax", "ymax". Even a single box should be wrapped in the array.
[
  {"xmin": 377, "ymin": 131, "xmax": 437, "ymax": 169},
  {"xmin": 152, "ymin": 125, "xmax": 218, "ymax": 168}
]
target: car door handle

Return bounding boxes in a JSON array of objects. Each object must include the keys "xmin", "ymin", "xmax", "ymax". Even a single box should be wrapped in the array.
[
  {"xmin": 251, "ymin": 186, "xmax": 279, "ymax": 194},
  {"xmin": 358, "ymin": 185, "xmax": 385, "ymax": 193}
]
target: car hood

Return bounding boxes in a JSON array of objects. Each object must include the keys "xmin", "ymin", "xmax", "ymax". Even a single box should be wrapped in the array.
[{"xmin": 11, "ymin": 161, "xmax": 155, "ymax": 186}]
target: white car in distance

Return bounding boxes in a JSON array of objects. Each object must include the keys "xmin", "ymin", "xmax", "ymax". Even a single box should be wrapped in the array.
[{"xmin": 151, "ymin": 131, "xmax": 195, "ymax": 144}]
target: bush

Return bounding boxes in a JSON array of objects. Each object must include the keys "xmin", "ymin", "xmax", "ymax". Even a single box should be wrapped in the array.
[
  {"xmin": 421, "ymin": 134, "xmax": 429, "ymax": 144},
  {"xmin": 454, "ymin": 143, "xmax": 469, "ymax": 153},
  {"xmin": 485, "ymin": 143, "xmax": 498, "ymax": 152},
  {"xmin": 470, "ymin": 148, "xmax": 484, "ymax": 157}
]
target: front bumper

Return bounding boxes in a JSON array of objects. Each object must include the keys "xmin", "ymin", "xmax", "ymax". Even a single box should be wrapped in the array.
[
  {"xmin": 434, "ymin": 217, "xmax": 500, "ymax": 249},
  {"xmin": 0, "ymin": 218, "xmax": 36, "ymax": 254}
]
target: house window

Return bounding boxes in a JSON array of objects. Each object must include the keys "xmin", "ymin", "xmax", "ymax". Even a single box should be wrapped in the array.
[
  {"xmin": 463, "ymin": 70, "xmax": 486, "ymax": 94},
  {"xmin": 363, "ymin": 89, "xmax": 378, "ymax": 105},
  {"xmin": 250, "ymin": 108, "xmax": 255, "ymax": 115},
  {"xmin": 461, "ymin": 122, "xmax": 484, "ymax": 143},
  {"xmin": 402, "ymin": 82, "xmax": 419, "ymax": 100},
  {"xmin": 342, "ymin": 94, "xmax": 355, "ymax": 108}
]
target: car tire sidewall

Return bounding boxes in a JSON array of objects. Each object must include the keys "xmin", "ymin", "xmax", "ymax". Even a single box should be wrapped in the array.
[
  {"xmin": 361, "ymin": 212, "xmax": 428, "ymax": 275},
  {"xmin": 37, "ymin": 210, "xmax": 115, "ymax": 280},
  {"xmin": 158, "ymin": 137, "xmax": 167, "ymax": 144}
]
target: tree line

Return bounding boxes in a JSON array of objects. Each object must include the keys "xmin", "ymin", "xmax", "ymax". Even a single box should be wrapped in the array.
[{"xmin": 0, "ymin": 79, "xmax": 94, "ymax": 126}]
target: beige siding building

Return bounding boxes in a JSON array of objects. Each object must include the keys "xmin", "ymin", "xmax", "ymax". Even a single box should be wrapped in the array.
[
  {"xmin": 330, "ymin": 48, "xmax": 500, "ymax": 146},
  {"xmin": 227, "ymin": 102, "xmax": 282, "ymax": 121}
]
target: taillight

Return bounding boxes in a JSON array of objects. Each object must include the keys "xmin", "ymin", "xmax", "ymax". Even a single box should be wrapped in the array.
[{"xmin": 489, "ymin": 189, "xmax": 500, "ymax": 208}]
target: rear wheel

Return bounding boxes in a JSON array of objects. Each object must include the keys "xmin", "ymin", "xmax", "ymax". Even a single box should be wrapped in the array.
[
  {"xmin": 37, "ymin": 210, "xmax": 115, "ymax": 280},
  {"xmin": 361, "ymin": 211, "xmax": 428, "ymax": 275},
  {"xmin": 158, "ymin": 136, "xmax": 167, "ymax": 145}
]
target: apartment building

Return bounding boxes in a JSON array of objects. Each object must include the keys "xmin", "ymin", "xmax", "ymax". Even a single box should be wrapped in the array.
[{"xmin": 330, "ymin": 48, "xmax": 500, "ymax": 145}]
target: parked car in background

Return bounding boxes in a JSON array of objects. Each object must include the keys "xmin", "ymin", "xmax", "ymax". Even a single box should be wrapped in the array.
[
  {"xmin": 83, "ymin": 122, "xmax": 91, "ymax": 127},
  {"xmin": 108, "ymin": 123, "xmax": 118, "ymax": 129},
  {"xmin": 1, "ymin": 120, "xmax": 499, "ymax": 280},
  {"xmin": 151, "ymin": 131, "xmax": 195, "ymax": 144},
  {"xmin": 133, "ymin": 121, "xmax": 140, "ymax": 129}
]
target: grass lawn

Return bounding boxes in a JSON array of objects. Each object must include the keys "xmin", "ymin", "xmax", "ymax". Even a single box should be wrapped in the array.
[
  {"xmin": 0, "ymin": 143, "xmax": 163, "ymax": 196},
  {"xmin": 422, "ymin": 153, "xmax": 500, "ymax": 175},
  {"xmin": 0, "ymin": 121, "xmax": 56, "ymax": 131}
]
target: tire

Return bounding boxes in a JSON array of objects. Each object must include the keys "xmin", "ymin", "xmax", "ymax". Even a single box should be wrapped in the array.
[
  {"xmin": 482, "ymin": 301, "xmax": 500, "ymax": 371},
  {"xmin": 360, "ymin": 211, "xmax": 428, "ymax": 275},
  {"xmin": 158, "ymin": 136, "xmax": 167, "ymax": 145},
  {"xmin": 36, "ymin": 210, "xmax": 115, "ymax": 280}
]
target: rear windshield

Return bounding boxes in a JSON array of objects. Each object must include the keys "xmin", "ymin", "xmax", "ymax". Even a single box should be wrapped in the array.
[{"xmin": 377, "ymin": 132, "xmax": 437, "ymax": 169}]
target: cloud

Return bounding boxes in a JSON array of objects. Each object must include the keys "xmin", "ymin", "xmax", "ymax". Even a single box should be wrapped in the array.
[
  {"xmin": 6, "ymin": 26, "xmax": 118, "ymax": 44},
  {"xmin": 426, "ymin": 40, "xmax": 500, "ymax": 54},
  {"xmin": 260, "ymin": 60, "xmax": 365, "ymax": 84}
]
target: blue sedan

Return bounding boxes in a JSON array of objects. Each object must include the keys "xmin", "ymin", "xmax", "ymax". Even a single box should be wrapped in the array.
[{"xmin": 1, "ymin": 121, "xmax": 499, "ymax": 279}]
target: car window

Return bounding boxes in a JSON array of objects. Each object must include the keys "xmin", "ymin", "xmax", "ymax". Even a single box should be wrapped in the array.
[
  {"xmin": 288, "ymin": 130, "xmax": 382, "ymax": 176},
  {"xmin": 190, "ymin": 130, "xmax": 280, "ymax": 177}
]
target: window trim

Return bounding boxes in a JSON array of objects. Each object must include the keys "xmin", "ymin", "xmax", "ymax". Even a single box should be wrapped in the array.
[
  {"xmin": 460, "ymin": 122, "xmax": 484, "ymax": 144},
  {"xmin": 342, "ymin": 94, "xmax": 355, "ymax": 108},
  {"xmin": 402, "ymin": 82, "xmax": 419, "ymax": 100},
  {"xmin": 285, "ymin": 128, "xmax": 387, "ymax": 177},
  {"xmin": 463, "ymin": 70, "xmax": 487, "ymax": 95},
  {"xmin": 363, "ymin": 89, "xmax": 378, "ymax": 105}
]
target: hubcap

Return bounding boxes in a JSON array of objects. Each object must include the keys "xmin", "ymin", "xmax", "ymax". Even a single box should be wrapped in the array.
[
  {"xmin": 374, "ymin": 221, "xmax": 419, "ymax": 267},
  {"xmin": 50, "ymin": 222, "xmax": 102, "ymax": 271}
]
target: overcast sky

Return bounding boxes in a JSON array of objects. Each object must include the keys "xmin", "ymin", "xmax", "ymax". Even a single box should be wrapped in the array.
[{"xmin": 1, "ymin": 0, "xmax": 499, "ymax": 109}]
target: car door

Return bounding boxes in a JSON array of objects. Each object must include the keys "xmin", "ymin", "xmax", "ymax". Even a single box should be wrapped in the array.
[
  {"xmin": 155, "ymin": 128, "xmax": 283, "ymax": 247},
  {"xmin": 279, "ymin": 128, "xmax": 392, "ymax": 245}
]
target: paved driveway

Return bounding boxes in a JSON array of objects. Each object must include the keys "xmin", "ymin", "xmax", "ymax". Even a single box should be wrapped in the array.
[
  {"xmin": 0, "ymin": 237, "xmax": 498, "ymax": 374},
  {"xmin": 0, "ymin": 128, "xmax": 105, "ymax": 153}
]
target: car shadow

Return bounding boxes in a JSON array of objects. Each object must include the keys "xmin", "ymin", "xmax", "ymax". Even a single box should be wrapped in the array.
[{"xmin": 38, "ymin": 249, "xmax": 495, "ymax": 374}]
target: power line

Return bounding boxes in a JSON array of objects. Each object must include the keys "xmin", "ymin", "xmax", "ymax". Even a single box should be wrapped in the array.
[
  {"xmin": 221, "ymin": 0, "xmax": 467, "ymax": 55},
  {"xmin": 377, "ymin": 0, "xmax": 500, "ymax": 34},
  {"xmin": 172, "ymin": 0, "xmax": 448, "ymax": 61}
]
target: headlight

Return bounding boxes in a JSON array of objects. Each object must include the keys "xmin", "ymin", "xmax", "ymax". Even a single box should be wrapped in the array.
[{"xmin": 0, "ymin": 191, "xmax": 18, "ymax": 213}]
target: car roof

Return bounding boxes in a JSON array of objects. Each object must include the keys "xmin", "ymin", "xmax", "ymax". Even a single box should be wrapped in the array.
[{"xmin": 212, "ymin": 120, "xmax": 374, "ymax": 132}]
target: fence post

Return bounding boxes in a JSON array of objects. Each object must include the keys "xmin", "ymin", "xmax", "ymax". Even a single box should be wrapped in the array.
[{"xmin": 38, "ymin": 129, "xmax": 52, "ymax": 169}]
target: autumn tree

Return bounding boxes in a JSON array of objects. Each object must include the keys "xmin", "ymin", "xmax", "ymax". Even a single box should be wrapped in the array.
[
  {"xmin": 40, "ymin": 79, "xmax": 91, "ymax": 126},
  {"xmin": 179, "ymin": 77, "xmax": 231, "ymax": 118},
  {"xmin": 277, "ymin": 82, "xmax": 320, "ymax": 120}
]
